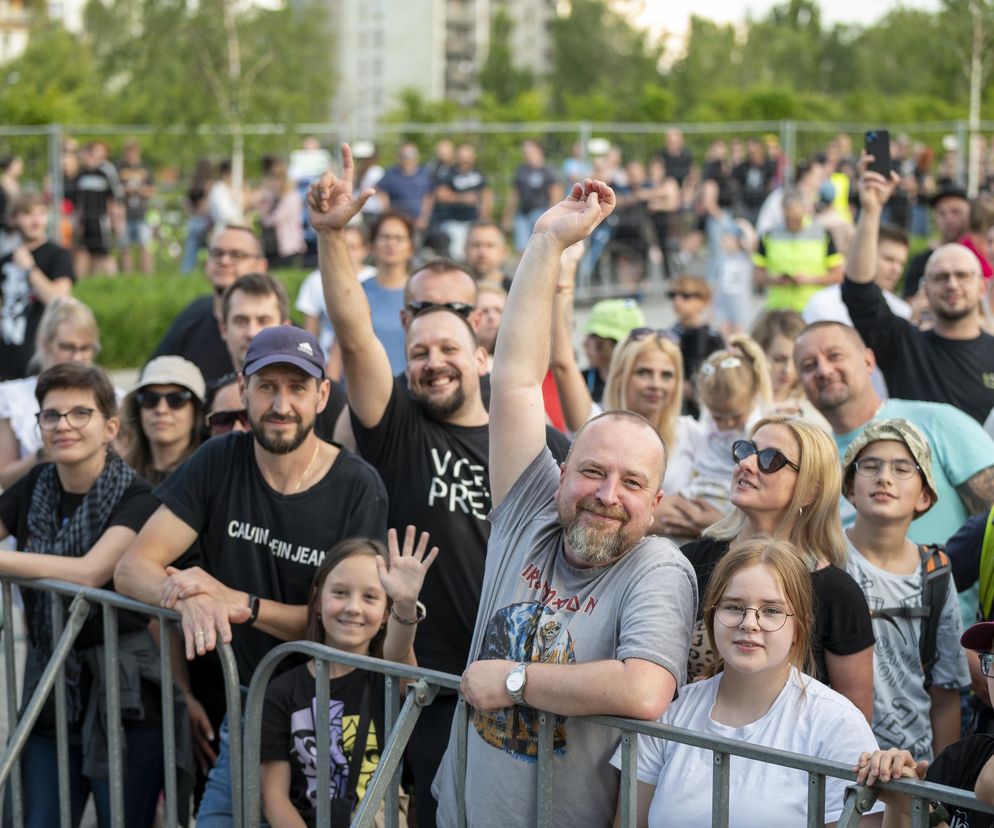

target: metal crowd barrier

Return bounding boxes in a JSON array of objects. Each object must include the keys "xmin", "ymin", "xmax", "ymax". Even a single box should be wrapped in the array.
[{"xmin": 3, "ymin": 578, "xmax": 994, "ymax": 827}]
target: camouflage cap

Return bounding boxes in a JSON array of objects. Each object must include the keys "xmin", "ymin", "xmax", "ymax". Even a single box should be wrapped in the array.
[{"xmin": 841, "ymin": 418, "xmax": 938, "ymax": 511}]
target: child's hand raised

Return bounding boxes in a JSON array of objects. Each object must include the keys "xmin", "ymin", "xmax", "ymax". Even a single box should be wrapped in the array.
[{"xmin": 376, "ymin": 526, "xmax": 439, "ymax": 615}]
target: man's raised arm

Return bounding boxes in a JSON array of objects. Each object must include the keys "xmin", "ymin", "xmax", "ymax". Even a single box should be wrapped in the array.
[
  {"xmin": 309, "ymin": 144, "xmax": 395, "ymax": 428},
  {"xmin": 847, "ymin": 157, "xmax": 900, "ymax": 285},
  {"xmin": 489, "ymin": 180, "xmax": 615, "ymax": 507}
]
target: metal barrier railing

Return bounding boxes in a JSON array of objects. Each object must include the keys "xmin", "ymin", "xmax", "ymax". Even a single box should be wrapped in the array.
[
  {"xmin": 3, "ymin": 578, "xmax": 994, "ymax": 827},
  {"xmin": 0, "ymin": 577, "xmax": 243, "ymax": 828}
]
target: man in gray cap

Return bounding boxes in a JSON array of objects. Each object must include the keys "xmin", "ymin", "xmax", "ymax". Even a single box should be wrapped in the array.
[
  {"xmin": 841, "ymin": 418, "xmax": 969, "ymax": 763},
  {"xmin": 116, "ymin": 325, "xmax": 387, "ymax": 825}
]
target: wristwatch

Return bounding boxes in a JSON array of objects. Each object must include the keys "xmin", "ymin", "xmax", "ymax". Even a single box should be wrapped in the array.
[
  {"xmin": 246, "ymin": 593, "xmax": 261, "ymax": 626},
  {"xmin": 505, "ymin": 662, "xmax": 528, "ymax": 706}
]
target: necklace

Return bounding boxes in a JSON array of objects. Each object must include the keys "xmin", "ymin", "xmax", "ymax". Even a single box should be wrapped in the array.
[{"xmin": 292, "ymin": 442, "xmax": 321, "ymax": 494}]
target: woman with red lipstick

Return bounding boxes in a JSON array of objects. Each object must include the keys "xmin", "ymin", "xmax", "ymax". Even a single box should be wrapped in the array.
[
  {"xmin": 612, "ymin": 537, "xmax": 881, "ymax": 826},
  {"xmin": 682, "ymin": 416, "xmax": 875, "ymax": 722},
  {"xmin": 842, "ymin": 418, "xmax": 969, "ymax": 763}
]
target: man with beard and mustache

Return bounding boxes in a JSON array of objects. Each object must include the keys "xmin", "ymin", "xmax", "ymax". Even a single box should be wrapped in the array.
[
  {"xmin": 843, "ymin": 159, "xmax": 994, "ymax": 424},
  {"xmin": 310, "ymin": 145, "xmax": 568, "ymax": 827},
  {"xmin": 431, "ymin": 180, "xmax": 696, "ymax": 827},
  {"xmin": 115, "ymin": 325, "xmax": 387, "ymax": 825}
]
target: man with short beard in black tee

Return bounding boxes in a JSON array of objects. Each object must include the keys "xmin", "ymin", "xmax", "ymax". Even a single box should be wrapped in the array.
[{"xmin": 310, "ymin": 145, "xmax": 568, "ymax": 827}]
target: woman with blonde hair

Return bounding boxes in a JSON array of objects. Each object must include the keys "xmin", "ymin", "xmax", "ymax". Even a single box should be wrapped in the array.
[
  {"xmin": 0, "ymin": 297, "xmax": 103, "ymax": 488},
  {"xmin": 551, "ymin": 244, "xmax": 694, "ymax": 496},
  {"xmin": 681, "ymin": 415, "xmax": 875, "ymax": 721},
  {"xmin": 613, "ymin": 536, "xmax": 881, "ymax": 826}
]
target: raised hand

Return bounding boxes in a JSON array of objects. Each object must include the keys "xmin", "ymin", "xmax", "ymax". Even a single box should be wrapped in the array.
[
  {"xmin": 307, "ymin": 143, "xmax": 376, "ymax": 233},
  {"xmin": 533, "ymin": 179, "xmax": 616, "ymax": 250},
  {"xmin": 857, "ymin": 152, "xmax": 901, "ymax": 214},
  {"xmin": 376, "ymin": 526, "xmax": 439, "ymax": 613}
]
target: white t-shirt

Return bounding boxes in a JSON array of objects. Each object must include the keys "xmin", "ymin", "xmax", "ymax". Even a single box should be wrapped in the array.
[
  {"xmin": 0, "ymin": 376, "xmax": 41, "ymax": 458},
  {"xmin": 680, "ymin": 405, "xmax": 763, "ymax": 511},
  {"xmin": 294, "ymin": 267, "xmax": 376, "ymax": 353},
  {"xmin": 612, "ymin": 667, "xmax": 881, "ymax": 827}
]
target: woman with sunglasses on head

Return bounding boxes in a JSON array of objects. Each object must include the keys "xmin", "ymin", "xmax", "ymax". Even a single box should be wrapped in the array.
[
  {"xmin": 842, "ymin": 419, "xmax": 969, "ymax": 762},
  {"xmin": 122, "ymin": 356, "xmax": 206, "ymax": 485},
  {"xmin": 612, "ymin": 537, "xmax": 882, "ymax": 826},
  {"xmin": 202, "ymin": 373, "xmax": 249, "ymax": 439},
  {"xmin": 0, "ymin": 297, "xmax": 105, "ymax": 490},
  {"xmin": 0, "ymin": 362, "xmax": 182, "ymax": 827},
  {"xmin": 682, "ymin": 416, "xmax": 876, "ymax": 721}
]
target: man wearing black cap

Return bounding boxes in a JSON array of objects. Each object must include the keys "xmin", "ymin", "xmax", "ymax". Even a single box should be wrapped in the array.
[
  {"xmin": 902, "ymin": 184, "xmax": 971, "ymax": 299},
  {"xmin": 115, "ymin": 325, "xmax": 387, "ymax": 825}
]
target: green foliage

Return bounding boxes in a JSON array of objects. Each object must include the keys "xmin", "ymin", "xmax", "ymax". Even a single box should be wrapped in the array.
[
  {"xmin": 478, "ymin": 8, "xmax": 534, "ymax": 105},
  {"xmin": 74, "ymin": 268, "xmax": 310, "ymax": 369}
]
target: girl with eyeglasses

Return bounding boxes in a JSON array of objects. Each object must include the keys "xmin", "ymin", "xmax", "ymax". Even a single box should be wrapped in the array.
[
  {"xmin": 612, "ymin": 537, "xmax": 881, "ymax": 826},
  {"xmin": 842, "ymin": 419, "xmax": 969, "ymax": 762},
  {"xmin": 121, "ymin": 356, "xmax": 206, "ymax": 485},
  {"xmin": 682, "ymin": 416, "xmax": 876, "ymax": 722},
  {"xmin": 0, "ymin": 362, "xmax": 179, "ymax": 827}
]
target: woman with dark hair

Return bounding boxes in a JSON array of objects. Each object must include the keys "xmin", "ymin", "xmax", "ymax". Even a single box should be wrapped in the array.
[
  {"xmin": 122, "ymin": 356, "xmax": 206, "ymax": 484},
  {"xmin": 0, "ymin": 362, "xmax": 184, "ymax": 827}
]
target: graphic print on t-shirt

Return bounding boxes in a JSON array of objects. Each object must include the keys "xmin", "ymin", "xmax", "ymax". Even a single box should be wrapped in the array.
[
  {"xmin": 289, "ymin": 700, "xmax": 379, "ymax": 808},
  {"xmin": 0, "ymin": 260, "xmax": 30, "ymax": 346},
  {"xmin": 427, "ymin": 447, "xmax": 490, "ymax": 519},
  {"xmin": 473, "ymin": 599, "xmax": 577, "ymax": 761}
]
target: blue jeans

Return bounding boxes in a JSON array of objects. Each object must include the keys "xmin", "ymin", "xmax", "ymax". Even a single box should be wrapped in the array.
[
  {"xmin": 13, "ymin": 725, "xmax": 163, "ymax": 828},
  {"xmin": 197, "ymin": 714, "xmax": 269, "ymax": 828},
  {"xmin": 181, "ymin": 215, "xmax": 211, "ymax": 274},
  {"xmin": 514, "ymin": 208, "xmax": 545, "ymax": 252}
]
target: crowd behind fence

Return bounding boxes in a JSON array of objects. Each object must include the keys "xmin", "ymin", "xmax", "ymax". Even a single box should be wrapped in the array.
[{"xmin": 0, "ymin": 577, "xmax": 991, "ymax": 827}]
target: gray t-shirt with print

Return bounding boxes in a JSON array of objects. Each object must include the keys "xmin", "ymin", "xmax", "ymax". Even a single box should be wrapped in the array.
[
  {"xmin": 846, "ymin": 539, "xmax": 970, "ymax": 761},
  {"xmin": 432, "ymin": 448, "xmax": 698, "ymax": 828}
]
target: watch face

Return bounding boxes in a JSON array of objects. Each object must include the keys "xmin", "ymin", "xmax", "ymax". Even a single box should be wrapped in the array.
[{"xmin": 507, "ymin": 669, "xmax": 525, "ymax": 693}]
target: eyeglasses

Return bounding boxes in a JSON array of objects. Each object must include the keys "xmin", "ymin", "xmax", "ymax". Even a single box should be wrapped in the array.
[
  {"xmin": 715, "ymin": 602, "xmax": 794, "ymax": 632},
  {"xmin": 981, "ymin": 652, "xmax": 994, "ymax": 677},
  {"xmin": 927, "ymin": 270, "xmax": 978, "ymax": 284},
  {"xmin": 54, "ymin": 341, "xmax": 99, "ymax": 357},
  {"xmin": 667, "ymin": 291, "xmax": 705, "ymax": 300},
  {"xmin": 36, "ymin": 407, "xmax": 95, "ymax": 431},
  {"xmin": 405, "ymin": 301, "xmax": 475, "ymax": 319},
  {"xmin": 853, "ymin": 457, "xmax": 921, "ymax": 480},
  {"xmin": 628, "ymin": 327, "xmax": 680, "ymax": 344},
  {"xmin": 208, "ymin": 248, "xmax": 260, "ymax": 262},
  {"xmin": 136, "ymin": 390, "xmax": 193, "ymax": 410},
  {"xmin": 206, "ymin": 408, "xmax": 249, "ymax": 434},
  {"xmin": 732, "ymin": 439, "xmax": 800, "ymax": 474}
]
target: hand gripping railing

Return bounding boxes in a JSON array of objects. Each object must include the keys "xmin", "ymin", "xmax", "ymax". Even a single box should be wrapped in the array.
[
  {"xmin": 0, "ymin": 577, "xmax": 243, "ymax": 828},
  {"xmin": 242, "ymin": 640, "xmax": 464, "ymax": 828}
]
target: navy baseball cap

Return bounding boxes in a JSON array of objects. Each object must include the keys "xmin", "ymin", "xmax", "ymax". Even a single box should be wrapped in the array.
[{"xmin": 243, "ymin": 327, "xmax": 325, "ymax": 379}]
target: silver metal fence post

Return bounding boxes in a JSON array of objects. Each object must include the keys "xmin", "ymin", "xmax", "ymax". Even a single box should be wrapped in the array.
[
  {"xmin": 536, "ymin": 711, "xmax": 554, "ymax": 827},
  {"xmin": 47, "ymin": 124, "xmax": 64, "ymax": 243},
  {"xmin": 455, "ymin": 696, "xmax": 468, "ymax": 828},
  {"xmin": 158, "ymin": 622, "xmax": 178, "ymax": 828},
  {"xmin": 382, "ymin": 674, "xmax": 401, "ymax": 828},
  {"xmin": 0, "ymin": 581, "xmax": 21, "ymax": 825},
  {"xmin": 102, "ymin": 605, "xmax": 124, "ymax": 828},
  {"xmin": 218, "ymin": 643, "xmax": 243, "ymax": 828},
  {"xmin": 712, "ymin": 751, "xmax": 730, "ymax": 827},
  {"xmin": 619, "ymin": 731, "xmax": 637, "ymax": 826},
  {"xmin": 51, "ymin": 596, "xmax": 71, "ymax": 828},
  {"xmin": 314, "ymin": 656, "xmax": 331, "ymax": 828},
  {"xmin": 911, "ymin": 796, "xmax": 930, "ymax": 828},
  {"xmin": 806, "ymin": 772, "xmax": 825, "ymax": 827}
]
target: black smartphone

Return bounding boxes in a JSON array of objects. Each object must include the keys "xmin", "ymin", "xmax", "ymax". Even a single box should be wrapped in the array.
[{"xmin": 865, "ymin": 130, "xmax": 891, "ymax": 176}]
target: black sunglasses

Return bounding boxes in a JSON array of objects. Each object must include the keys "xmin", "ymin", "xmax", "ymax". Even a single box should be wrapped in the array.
[
  {"xmin": 206, "ymin": 408, "xmax": 249, "ymax": 432},
  {"xmin": 406, "ymin": 301, "xmax": 474, "ymax": 319},
  {"xmin": 136, "ymin": 389, "xmax": 193, "ymax": 410},
  {"xmin": 732, "ymin": 440, "xmax": 800, "ymax": 474},
  {"xmin": 667, "ymin": 291, "xmax": 705, "ymax": 300}
]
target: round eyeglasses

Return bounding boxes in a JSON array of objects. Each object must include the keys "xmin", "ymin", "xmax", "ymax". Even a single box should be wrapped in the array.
[
  {"xmin": 852, "ymin": 457, "xmax": 921, "ymax": 480},
  {"xmin": 36, "ymin": 407, "xmax": 96, "ymax": 432},
  {"xmin": 714, "ymin": 602, "xmax": 794, "ymax": 632}
]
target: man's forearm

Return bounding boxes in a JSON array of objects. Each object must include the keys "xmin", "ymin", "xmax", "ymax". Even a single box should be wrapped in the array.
[
  {"xmin": 848, "ymin": 203, "xmax": 881, "ymax": 285},
  {"xmin": 253, "ymin": 600, "xmax": 308, "ymax": 642},
  {"xmin": 114, "ymin": 549, "xmax": 169, "ymax": 606}
]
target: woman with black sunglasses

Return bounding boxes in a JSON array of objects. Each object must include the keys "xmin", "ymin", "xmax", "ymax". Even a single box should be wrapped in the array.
[
  {"xmin": 681, "ymin": 415, "xmax": 876, "ymax": 723},
  {"xmin": 122, "ymin": 356, "xmax": 206, "ymax": 485}
]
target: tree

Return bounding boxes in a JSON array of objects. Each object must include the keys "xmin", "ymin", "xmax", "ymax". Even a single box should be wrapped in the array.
[{"xmin": 478, "ymin": 8, "xmax": 534, "ymax": 105}]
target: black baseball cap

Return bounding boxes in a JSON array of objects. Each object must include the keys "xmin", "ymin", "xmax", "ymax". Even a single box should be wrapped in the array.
[{"xmin": 243, "ymin": 326, "xmax": 325, "ymax": 379}]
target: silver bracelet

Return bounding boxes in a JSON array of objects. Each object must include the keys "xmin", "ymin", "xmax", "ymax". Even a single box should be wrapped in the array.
[{"xmin": 390, "ymin": 600, "xmax": 426, "ymax": 625}]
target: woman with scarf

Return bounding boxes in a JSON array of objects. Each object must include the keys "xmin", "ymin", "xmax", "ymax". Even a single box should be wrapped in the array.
[{"xmin": 0, "ymin": 362, "xmax": 176, "ymax": 828}]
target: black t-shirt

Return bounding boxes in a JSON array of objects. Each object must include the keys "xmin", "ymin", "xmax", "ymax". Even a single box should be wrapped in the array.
[
  {"xmin": 435, "ymin": 167, "xmax": 487, "ymax": 222},
  {"xmin": 946, "ymin": 511, "xmax": 989, "ymax": 593},
  {"xmin": 513, "ymin": 163, "xmax": 556, "ymax": 214},
  {"xmin": 733, "ymin": 161, "xmax": 773, "ymax": 210},
  {"xmin": 72, "ymin": 166, "xmax": 118, "ymax": 222},
  {"xmin": 843, "ymin": 278, "xmax": 994, "ymax": 423},
  {"xmin": 680, "ymin": 537, "xmax": 875, "ymax": 682},
  {"xmin": 154, "ymin": 432, "xmax": 388, "ymax": 682},
  {"xmin": 118, "ymin": 162, "xmax": 154, "ymax": 222},
  {"xmin": 0, "ymin": 241, "xmax": 75, "ymax": 380},
  {"xmin": 350, "ymin": 379, "xmax": 569, "ymax": 675},
  {"xmin": 0, "ymin": 462, "xmax": 159, "ymax": 729},
  {"xmin": 260, "ymin": 664, "xmax": 385, "ymax": 826},
  {"xmin": 660, "ymin": 149, "xmax": 693, "ymax": 186},
  {"xmin": 927, "ymin": 735, "xmax": 994, "ymax": 827},
  {"xmin": 581, "ymin": 366, "xmax": 606, "ymax": 405},
  {"xmin": 672, "ymin": 323, "xmax": 725, "ymax": 381},
  {"xmin": 903, "ymin": 248, "xmax": 932, "ymax": 297},
  {"xmin": 152, "ymin": 294, "xmax": 234, "ymax": 383}
]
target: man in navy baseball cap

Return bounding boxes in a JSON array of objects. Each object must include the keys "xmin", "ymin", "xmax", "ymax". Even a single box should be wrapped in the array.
[{"xmin": 243, "ymin": 325, "xmax": 326, "ymax": 379}]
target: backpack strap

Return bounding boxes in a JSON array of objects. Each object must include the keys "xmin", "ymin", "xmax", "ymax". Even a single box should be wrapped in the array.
[
  {"xmin": 917, "ymin": 543, "xmax": 952, "ymax": 690},
  {"xmin": 979, "ymin": 505, "xmax": 994, "ymax": 619}
]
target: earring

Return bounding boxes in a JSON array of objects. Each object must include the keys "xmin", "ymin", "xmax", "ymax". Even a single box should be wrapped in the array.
[{"xmin": 798, "ymin": 506, "xmax": 804, "ymax": 518}]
